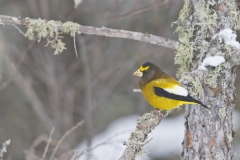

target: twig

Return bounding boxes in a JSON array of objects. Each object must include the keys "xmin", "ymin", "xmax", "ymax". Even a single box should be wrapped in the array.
[
  {"xmin": 71, "ymin": 130, "xmax": 133, "ymax": 160},
  {"xmin": 119, "ymin": 110, "xmax": 170, "ymax": 160},
  {"xmin": 41, "ymin": 127, "xmax": 55, "ymax": 160},
  {"xmin": 133, "ymin": 89, "xmax": 141, "ymax": 92},
  {"xmin": 142, "ymin": 138, "xmax": 153, "ymax": 146},
  {"xmin": 59, "ymin": 150, "xmax": 75, "ymax": 160},
  {"xmin": 29, "ymin": 135, "xmax": 57, "ymax": 154},
  {"xmin": 9, "ymin": 24, "xmax": 25, "ymax": 35},
  {"xmin": 49, "ymin": 120, "xmax": 84, "ymax": 160},
  {"xmin": 0, "ymin": 15, "xmax": 177, "ymax": 50},
  {"xmin": 24, "ymin": 150, "xmax": 42, "ymax": 160},
  {"xmin": 73, "ymin": 34, "xmax": 78, "ymax": 58}
]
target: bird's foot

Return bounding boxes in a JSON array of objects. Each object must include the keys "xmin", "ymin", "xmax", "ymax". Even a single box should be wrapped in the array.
[
  {"xmin": 153, "ymin": 109, "xmax": 169, "ymax": 117},
  {"xmin": 153, "ymin": 109, "xmax": 162, "ymax": 115}
]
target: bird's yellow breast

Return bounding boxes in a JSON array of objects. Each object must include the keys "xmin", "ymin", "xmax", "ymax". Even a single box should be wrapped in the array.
[{"xmin": 139, "ymin": 80, "xmax": 195, "ymax": 110}]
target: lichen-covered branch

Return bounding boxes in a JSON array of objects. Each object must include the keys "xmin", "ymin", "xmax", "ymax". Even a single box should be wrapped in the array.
[
  {"xmin": 119, "ymin": 111, "xmax": 170, "ymax": 160},
  {"xmin": 0, "ymin": 15, "xmax": 177, "ymax": 52}
]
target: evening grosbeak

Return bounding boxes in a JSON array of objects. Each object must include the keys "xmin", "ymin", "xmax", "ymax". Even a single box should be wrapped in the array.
[{"xmin": 133, "ymin": 62, "xmax": 207, "ymax": 110}]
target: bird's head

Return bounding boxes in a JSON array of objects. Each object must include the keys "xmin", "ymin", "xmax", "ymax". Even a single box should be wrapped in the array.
[{"xmin": 133, "ymin": 62, "xmax": 161, "ymax": 83}]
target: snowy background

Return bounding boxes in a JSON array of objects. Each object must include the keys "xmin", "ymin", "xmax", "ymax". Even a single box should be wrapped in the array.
[
  {"xmin": 1, "ymin": 1, "xmax": 240, "ymax": 160},
  {"xmin": 76, "ymin": 111, "xmax": 240, "ymax": 160}
]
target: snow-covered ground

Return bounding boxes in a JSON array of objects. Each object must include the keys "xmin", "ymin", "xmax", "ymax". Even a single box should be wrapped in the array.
[{"xmin": 76, "ymin": 111, "xmax": 240, "ymax": 160}]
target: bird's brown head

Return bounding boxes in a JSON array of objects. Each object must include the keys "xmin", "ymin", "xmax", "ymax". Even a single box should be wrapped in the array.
[{"xmin": 133, "ymin": 62, "xmax": 163, "ymax": 83}]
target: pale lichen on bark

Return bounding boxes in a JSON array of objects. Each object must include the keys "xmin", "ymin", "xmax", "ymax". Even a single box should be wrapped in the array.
[
  {"xmin": 119, "ymin": 111, "xmax": 171, "ymax": 160},
  {"xmin": 175, "ymin": 0, "xmax": 240, "ymax": 159},
  {"xmin": 25, "ymin": 19, "xmax": 81, "ymax": 55}
]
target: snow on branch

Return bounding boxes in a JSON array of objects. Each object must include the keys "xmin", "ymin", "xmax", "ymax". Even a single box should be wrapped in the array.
[
  {"xmin": 213, "ymin": 29, "xmax": 240, "ymax": 49},
  {"xmin": 198, "ymin": 56, "xmax": 225, "ymax": 71},
  {"xmin": 0, "ymin": 15, "xmax": 177, "ymax": 54}
]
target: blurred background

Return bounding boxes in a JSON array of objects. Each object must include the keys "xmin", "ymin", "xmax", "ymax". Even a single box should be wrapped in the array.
[{"xmin": 0, "ymin": 0, "xmax": 240, "ymax": 160}]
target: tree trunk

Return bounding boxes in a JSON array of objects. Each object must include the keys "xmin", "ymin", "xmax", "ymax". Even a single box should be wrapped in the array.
[{"xmin": 176, "ymin": 0, "xmax": 240, "ymax": 159}]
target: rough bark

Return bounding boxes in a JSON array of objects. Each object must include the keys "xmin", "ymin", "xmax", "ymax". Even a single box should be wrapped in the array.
[{"xmin": 175, "ymin": 0, "xmax": 240, "ymax": 159}]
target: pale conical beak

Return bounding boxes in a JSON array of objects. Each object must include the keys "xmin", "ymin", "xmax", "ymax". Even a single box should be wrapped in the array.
[{"xmin": 133, "ymin": 69, "xmax": 143, "ymax": 77}]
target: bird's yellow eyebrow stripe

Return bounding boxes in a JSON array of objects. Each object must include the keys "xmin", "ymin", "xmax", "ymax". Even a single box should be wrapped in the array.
[{"xmin": 140, "ymin": 66, "xmax": 149, "ymax": 71}]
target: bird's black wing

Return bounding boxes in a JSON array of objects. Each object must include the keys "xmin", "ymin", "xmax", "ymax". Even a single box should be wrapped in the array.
[{"xmin": 153, "ymin": 86, "xmax": 207, "ymax": 108}]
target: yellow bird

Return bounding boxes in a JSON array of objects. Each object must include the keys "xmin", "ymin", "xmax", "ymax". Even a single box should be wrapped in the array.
[{"xmin": 133, "ymin": 62, "xmax": 207, "ymax": 110}]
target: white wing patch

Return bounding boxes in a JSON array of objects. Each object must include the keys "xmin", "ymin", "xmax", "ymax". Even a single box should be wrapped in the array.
[{"xmin": 163, "ymin": 85, "xmax": 188, "ymax": 97}]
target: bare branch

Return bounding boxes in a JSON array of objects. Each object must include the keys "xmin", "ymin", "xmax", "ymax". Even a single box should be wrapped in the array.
[
  {"xmin": 0, "ymin": 15, "xmax": 177, "ymax": 50},
  {"xmin": 50, "ymin": 120, "xmax": 84, "ymax": 160},
  {"xmin": 29, "ymin": 135, "xmax": 57, "ymax": 154},
  {"xmin": 41, "ymin": 128, "xmax": 55, "ymax": 160}
]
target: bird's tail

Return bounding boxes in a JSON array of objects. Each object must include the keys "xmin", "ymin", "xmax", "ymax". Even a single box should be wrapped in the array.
[
  {"xmin": 186, "ymin": 95, "xmax": 208, "ymax": 108},
  {"xmin": 198, "ymin": 102, "xmax": 208, "ymax": 108}
]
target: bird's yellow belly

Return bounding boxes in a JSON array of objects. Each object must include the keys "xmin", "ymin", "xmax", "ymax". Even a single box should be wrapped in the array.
[
  {"xmin": 143, "ymin": 93, "xmax": 184, "ymax": 110},
  {"xmin": 140, "ymin": 84, "xmax": 193, "ymax": 110}
]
